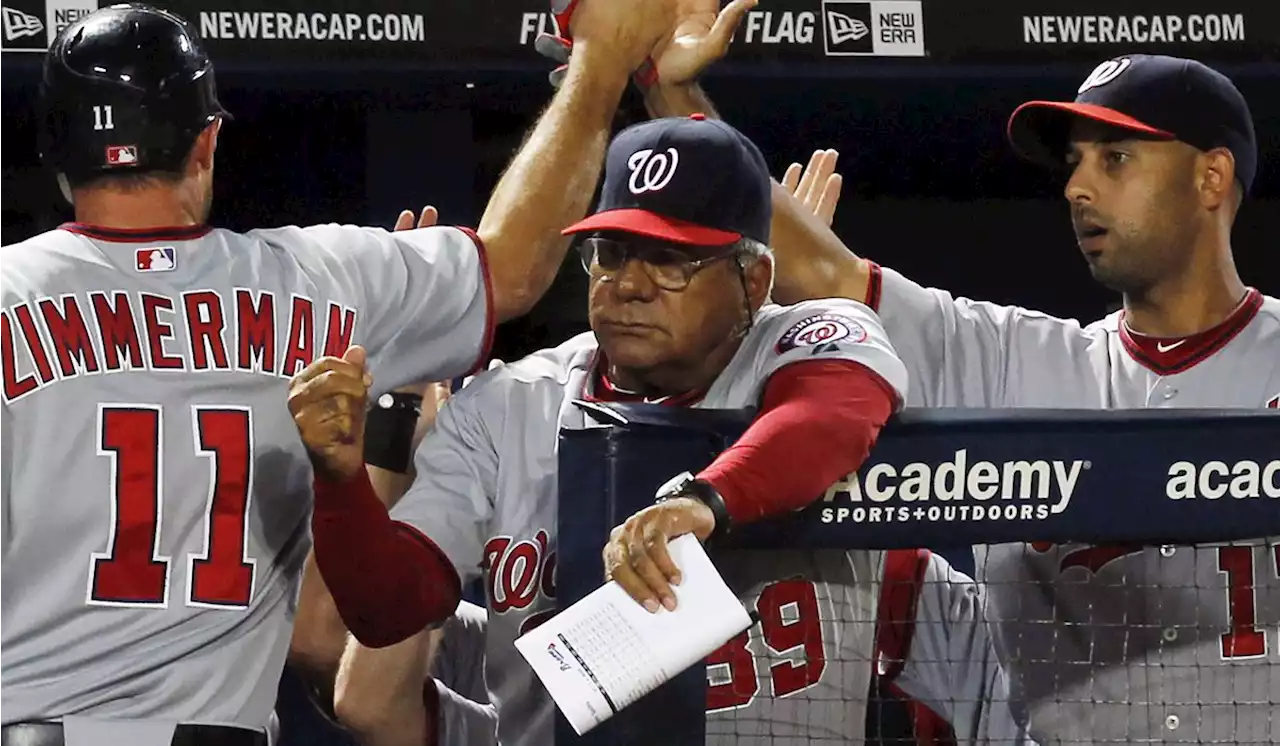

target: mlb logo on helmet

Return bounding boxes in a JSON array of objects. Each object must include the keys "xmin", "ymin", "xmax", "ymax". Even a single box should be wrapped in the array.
[
  {"xmin": 106, "ymin": 145, "xmax": 138, "ymax": 166},
  {"xmin": 136, "ymin": 247, "xmax": 176, "ymax": 272},
  {"xmin": 0, "ymin": 0, "xmax": 97, "ymax": 52}
]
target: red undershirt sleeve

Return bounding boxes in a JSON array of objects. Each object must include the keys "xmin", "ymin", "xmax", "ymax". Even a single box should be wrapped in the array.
[
  {"xmin": 696, "ymin": 358, "xmax": 898, "ymax": 524},
  {"xmin": 312, "ymin": 469, "xmax": 463, "ymax": 648}
]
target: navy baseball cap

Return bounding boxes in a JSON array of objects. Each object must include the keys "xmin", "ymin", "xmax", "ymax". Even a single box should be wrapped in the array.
[
  {"xmin": 562, "ymin": 114, "xmax": 772, "ymax": 246},
  {"xmin": 1007, "ymin": 55, "xmax": 1258, "ymax": 192}
]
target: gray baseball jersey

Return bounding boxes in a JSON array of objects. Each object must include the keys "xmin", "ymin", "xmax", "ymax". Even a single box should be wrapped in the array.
[
  {"xmin": 869, "ymin": 264, "xmax": 1280, "ymax": 744},
  {"xmin": 876, "ymin": 549, "xmax": 1035, "ymax": 746},
  {"xmin": 433, "ymin": 600, "xmax": 498, "ymax": 746},
  {"xmin": 390, "ymin": 298, "xmax": 909, "ymax": 746},
  {"xmin": 0, "ymin": 222, "xmax": 492, "ymax": 730}
]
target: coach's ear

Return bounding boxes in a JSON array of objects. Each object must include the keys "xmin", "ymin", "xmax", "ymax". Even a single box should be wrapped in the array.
[{"xmin": 742, "ymin": 251, "xmax": 774, "ymax": 312}]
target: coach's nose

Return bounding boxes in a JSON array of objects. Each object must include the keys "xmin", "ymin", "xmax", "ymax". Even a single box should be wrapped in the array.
[{"xmin": 611, "ymin": 258, "xmax": 660, "ymax": 302}]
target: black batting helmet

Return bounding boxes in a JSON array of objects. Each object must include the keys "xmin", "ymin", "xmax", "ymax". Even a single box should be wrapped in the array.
[{"xmin": 39, "ymin": 3, "xmax": 228, "ymax": 184}]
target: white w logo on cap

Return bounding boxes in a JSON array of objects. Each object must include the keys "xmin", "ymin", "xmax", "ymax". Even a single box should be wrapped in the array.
[
  {"xmin": 1078, "ymin": 58, "xmax": 1132, "ymax": 93},
  {"xmin": 627, "ymin": 148, "xmax": 680, "ymax": 194}
]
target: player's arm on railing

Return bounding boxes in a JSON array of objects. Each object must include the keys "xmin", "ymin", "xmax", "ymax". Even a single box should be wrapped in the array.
[
  {"xmin": 879, "ymin": 551, "xmax": 1038, "ymax": 746},
  {"xmin": 606, "ymin": 304, "xmax": 908, "ymax": 612}
]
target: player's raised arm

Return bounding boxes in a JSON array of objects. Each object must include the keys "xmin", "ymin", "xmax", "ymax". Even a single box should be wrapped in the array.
[{"xmin": 472, "ymin": 0, "xmax": 681, "ymax": 325}]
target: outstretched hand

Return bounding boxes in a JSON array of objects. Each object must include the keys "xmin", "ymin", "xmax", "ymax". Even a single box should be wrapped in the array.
[
  {"xmin": 781, "ymin": 149, "xmax": 844, "ymax": 227},
  {"xmin": 393, "ymin": 206, "xmax": 439, "ymax": 231},
  {"xmin": 650, "ymin": 0, "xmax": 758, "ymax": 86}
]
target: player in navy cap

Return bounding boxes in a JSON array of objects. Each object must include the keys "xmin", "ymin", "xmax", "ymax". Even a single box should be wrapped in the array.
[
  {"xmin": 291, "ymin": 113, "xmax": 914, "ymax": 744},
  {"xmin": 1006, "ymin": 54, "xmax": 1258, "ymax": 302}
]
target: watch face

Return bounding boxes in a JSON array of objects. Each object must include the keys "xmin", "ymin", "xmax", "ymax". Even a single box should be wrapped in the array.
[{"xmin": 655, "ymin": 471, "xmax": 695, "ymax": 499}]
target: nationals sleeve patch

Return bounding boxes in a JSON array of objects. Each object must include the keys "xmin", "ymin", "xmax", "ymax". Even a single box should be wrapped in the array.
[{"xmin": 776, "ymin": 313, "xmax": 867, "ymax": 353}]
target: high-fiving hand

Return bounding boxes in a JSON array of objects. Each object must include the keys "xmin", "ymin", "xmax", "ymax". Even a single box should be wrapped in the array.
[
  {"xmin": 782, "ymin": 149, "xmax": 844, "ymax": 228},
  {"xmin": 649, "ymin": 0, "xmax": 757, "ymax": 86}
]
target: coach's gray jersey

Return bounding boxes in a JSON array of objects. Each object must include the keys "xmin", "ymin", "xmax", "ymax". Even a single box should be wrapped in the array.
[
  {"xmin": 391, "ymin": 299, "xmax": 909, "ymax": 746},
  {"xmin": 0, "ymin": 223, "xmax": 492, "ymax": 729},
  {"xmin": 433, "ymin": 601, "xmax": 498, "ymax": 746},
  {"xmin": 877, "ymin": 550, "xmax": 1035, "ymax": 746},
  {"xmin": 871, "ymin": 265, "xmax": 1280, "ymax": 744}
]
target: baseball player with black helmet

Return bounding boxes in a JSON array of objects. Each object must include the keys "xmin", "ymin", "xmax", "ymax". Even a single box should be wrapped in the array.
[{"xmin": 0, "ymin": 1, "xmax": 681, "ymax": 743}]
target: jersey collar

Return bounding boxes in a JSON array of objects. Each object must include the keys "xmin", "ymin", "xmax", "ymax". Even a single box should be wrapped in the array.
[
  {"xmin": 1118, "ymin": 288, "xmax": 1262, "ymax": 375},
  {"xmin": 579, "ymin": 350, "xmax": 707, "ymax": 407},
  {"xmin": 60, "ymin": 222, "xmax": 213, "ymax": 243}
]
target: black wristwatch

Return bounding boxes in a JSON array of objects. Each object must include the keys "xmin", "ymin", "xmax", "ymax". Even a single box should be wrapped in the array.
[{"xmin": 655, "ymin": 471, "xmax": 732, "ymax": 545}]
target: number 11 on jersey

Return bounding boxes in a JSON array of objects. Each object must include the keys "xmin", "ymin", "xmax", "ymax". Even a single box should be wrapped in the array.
[{"xmin": 88, "ymin": 404, "xmax": 257, "ymax": 609}]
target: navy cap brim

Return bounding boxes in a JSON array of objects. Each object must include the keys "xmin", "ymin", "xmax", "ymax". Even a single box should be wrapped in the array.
[
  {"xmin": 562, "ymin": 208, "xmax": 741, "ymax": 246},
  {"xmin": 1007, "ymin": 101, "xmax": 1176, "ymax": 167}
]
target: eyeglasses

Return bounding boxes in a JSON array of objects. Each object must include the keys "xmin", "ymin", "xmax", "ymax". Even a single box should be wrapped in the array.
[{"xmin": 577, "ymin": 235, "xmax": 739, "ymax": 292}]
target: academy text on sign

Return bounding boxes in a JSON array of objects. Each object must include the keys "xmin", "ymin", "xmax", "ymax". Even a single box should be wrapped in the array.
[
  {"xmin": 819, "ymin": 452, "xmax": 1280, "ymax": 526},
  {"xmin": 1023, "ymin": 13, "xmax": 1245, "ymax": 45},
  {"xmin": 820, "ymin": 449, "xmax": 1089, "ymax": 525}
]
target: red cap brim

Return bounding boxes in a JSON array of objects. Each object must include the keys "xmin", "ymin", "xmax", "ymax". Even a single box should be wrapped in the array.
[
  {"xmin": 561, "ymin": 208, "xmax": 741, "ymax": 246},
  {"xmin": 1007, "ymin": 101, "xmax": 1175, "ymax": 165}
]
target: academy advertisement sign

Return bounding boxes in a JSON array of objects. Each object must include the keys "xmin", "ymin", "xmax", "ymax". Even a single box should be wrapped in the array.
[{"xmin": 556, "ymin": 405, "xmax": 1280, "ymax": 554}]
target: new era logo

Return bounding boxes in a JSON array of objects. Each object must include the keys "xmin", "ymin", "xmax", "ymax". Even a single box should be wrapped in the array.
[
  {"xmin": 106, "ymin": 145, "xmax": 137, "ymax": 166},
  {"xmin": 136, "ymin": 247, "xmax": 176, "ymax": 272},
  {"xmin": 822, "ymin": 0, "xmax": 925, "ymax": 57},
  {"xmin": 2, "ymin": 0, "xmax": 98, "ymax": 53},
  {"xmin": 826, "ymin": 11, "xmax": 869, "ymax": 46},
  {"xmin": 2, "ymin": 6, "xmax": 42, "ymax": 40}
]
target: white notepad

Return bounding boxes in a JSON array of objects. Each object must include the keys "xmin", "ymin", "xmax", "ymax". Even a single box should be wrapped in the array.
[{"xmin": 515, "ymin": 534, "xmax": 753, "ymax": 735}]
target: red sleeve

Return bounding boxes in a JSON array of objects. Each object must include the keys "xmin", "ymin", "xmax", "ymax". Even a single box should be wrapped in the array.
[
  {"xmin": 696, "ymin": 358, "xmax": 897, "ymax": 524},
  {"xmin": 865, "ymin": 261, "xmax": 884, "ymax": 312},
  {"xmin": 312, "ymin": 469, "xmax": 462, "ymax": 648},
  {"xmin": 454, "ymin": 227, "xmax": 497, "ymax": 376}
]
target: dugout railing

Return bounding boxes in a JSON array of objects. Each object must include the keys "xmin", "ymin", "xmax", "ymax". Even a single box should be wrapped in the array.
[{"xmin": 554, "ymin": 404, "xmax": 1280, "ymax": 745}]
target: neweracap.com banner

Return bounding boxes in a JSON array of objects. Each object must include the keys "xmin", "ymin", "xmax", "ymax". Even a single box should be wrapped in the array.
[
  {"xmin": 4, "ymin": 0, "xmax": 1275, "ymax": 71},
  {"xmin": 923, "ymin": 0, "xmax": 1278, "ymax": 64}
]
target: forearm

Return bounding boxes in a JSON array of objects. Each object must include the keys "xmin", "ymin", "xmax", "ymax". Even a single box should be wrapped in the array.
[
  {"xmin": 643, "ymin": 82, "xmax": 719, "ymax": 120},
  {"xmin": 290, "ymin": 442, "xmax": 424, "ymax": 703},
  {"xmin": 335, "ymin": 630, "xmax": 435, "ymax": 746},
  {"xmin": 643, "ymin": 83, "xmax": 869, "ymax": 304},
  {"xmin": 697, "ymin": 359, "xmax": 896, "ymax": 523},
  {"xmin": 312, "ymin": 469, "xmax": 462, "ymax": 648},
  {"xmin": 768, "ymin": 180, "xmax": 871, "ymax": 304},
  {"xmin": 477, "ymin": 44, "xmax": 630, "ymax": 321},
  {"xmin": 288, "ymin": 554, "xmax": 351, "ymax": 714}
]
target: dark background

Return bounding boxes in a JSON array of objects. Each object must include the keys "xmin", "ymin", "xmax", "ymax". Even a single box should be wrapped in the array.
[{"xmin": 4, "ymin": 56, "xmax": 1278, "ymax": 745}]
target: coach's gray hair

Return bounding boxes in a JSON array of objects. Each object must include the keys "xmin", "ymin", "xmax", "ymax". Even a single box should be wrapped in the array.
[{"xmin": 733, "ymin": 237, "xmax": 776, "ymax": 301}]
